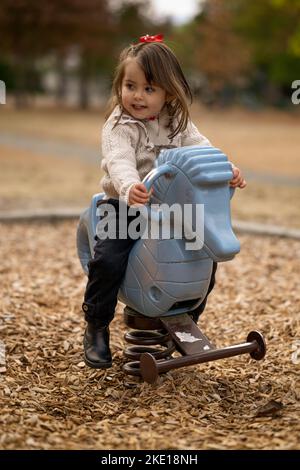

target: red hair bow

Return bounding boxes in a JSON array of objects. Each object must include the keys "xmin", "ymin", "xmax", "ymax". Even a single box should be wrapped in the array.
[{"xmin": 139, "ymin": 34, "xmax": 164, "ymax": 43}]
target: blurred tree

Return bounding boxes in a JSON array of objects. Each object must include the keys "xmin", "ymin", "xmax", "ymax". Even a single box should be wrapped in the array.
[
  {"xmin": 114, "ymin": 0, "xmax": 152, "ymax": 46},
  {"xmin": 173, "ymin": 0, "xmax": 300, "ymax": 105},
  {"xmin": 172, "ymin": 0, "xmax": 251, "ymax": 105},
  {"xmin": 110, "ymin": 0, "xmax": 172, "ymax": 55},
  {"xmin": 0, "ymin": 0, "xmax": 114, "ymax": 107},
  {"xmin": 66, "ymin": 0, "xmax": 114, "ymax": 108},
  {"xmin": 0, "ymin": 1, "xmax": 47, "ymax": 106},
  {"xmin": 234, "ymin": 0, "xmax": 300, "ymax": 100}
]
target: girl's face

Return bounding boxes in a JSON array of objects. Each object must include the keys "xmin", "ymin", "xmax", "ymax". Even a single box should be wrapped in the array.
[{"xmin": 121, "ymin": 58, "xmax": 166, "ymax": 120}]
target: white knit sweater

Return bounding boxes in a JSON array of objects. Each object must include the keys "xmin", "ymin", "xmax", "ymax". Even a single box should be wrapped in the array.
[{"xmin": 101, "ymin": 105, "xmax": 211, "ymax": 204}]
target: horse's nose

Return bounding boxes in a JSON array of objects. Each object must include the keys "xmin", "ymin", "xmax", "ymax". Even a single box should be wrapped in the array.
[{"xmin": 204, "ymin": 221, "xmax": 240, "ymax": 261}]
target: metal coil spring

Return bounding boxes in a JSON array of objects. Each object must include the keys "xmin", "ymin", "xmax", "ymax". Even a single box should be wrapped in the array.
[{"xmin": 123, "ymin": 329, "xmax": 175, "ymax": 377}]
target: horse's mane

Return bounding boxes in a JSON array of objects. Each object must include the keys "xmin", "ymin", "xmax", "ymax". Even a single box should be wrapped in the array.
[{"xmin": 157, "ymin": 145, "xmax": 230, "ymax": 185}]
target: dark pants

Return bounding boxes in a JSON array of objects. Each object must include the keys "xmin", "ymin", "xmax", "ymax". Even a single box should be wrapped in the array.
[
  {"xmin": 82, "ymin": 199, "xmax": 217, "ymax": 327},
  {"xmin": 82, "ymin": 199, "xmax": 139, "ymax": 327}
]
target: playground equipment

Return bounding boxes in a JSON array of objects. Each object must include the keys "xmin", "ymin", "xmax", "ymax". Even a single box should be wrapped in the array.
[{"xmin": 77, "ymin": 146, "xmax": 266, "ymax": 383}]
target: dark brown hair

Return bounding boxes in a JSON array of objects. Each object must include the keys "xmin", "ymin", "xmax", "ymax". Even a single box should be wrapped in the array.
[{"xmin": 106, "ymin": 42, "xmax": 193, "ymax": 139}]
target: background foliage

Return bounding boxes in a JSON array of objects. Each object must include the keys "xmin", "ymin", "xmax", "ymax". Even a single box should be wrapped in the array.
[{"xmin": 0, "ymin": 0, "xmax": 299, "ymax": 107}]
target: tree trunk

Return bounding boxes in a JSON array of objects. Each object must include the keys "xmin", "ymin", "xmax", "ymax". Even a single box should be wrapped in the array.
[
  {"xmin": 14, "ymin": 58, "xmax": 28, "ymax": 108},
  {"xmin": 56, "ymin": 54, "xmax": 68, "ymax": 105},
  {"xmin": 78, "ymin": 66, "xmax": 89, "ymax": 109}
]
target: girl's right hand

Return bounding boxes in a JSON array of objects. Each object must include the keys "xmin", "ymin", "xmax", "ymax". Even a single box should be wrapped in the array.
[
  {"xmin": 230, "ymin": 165, "xmax": 247, "ymax": 189},
  {"xmin": 128, "ymin": 183, "xmax": 152, "ymax": 206}
]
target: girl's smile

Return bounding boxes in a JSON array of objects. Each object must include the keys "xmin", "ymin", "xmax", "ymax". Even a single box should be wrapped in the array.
[{"xmin": 121, "ymin": 58, "xmax": 166, "ymax": 120}]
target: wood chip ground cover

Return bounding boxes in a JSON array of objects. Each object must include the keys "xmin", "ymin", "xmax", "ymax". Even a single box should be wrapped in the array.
[{"xmin": 0, "ymin": 221, "xmax": 299, "ymax": 450}]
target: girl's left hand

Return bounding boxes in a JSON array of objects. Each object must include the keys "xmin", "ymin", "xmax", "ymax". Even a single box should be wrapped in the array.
[{"xmin": 230, "ymin": 165, "xmax": 247, "ymax": 189}]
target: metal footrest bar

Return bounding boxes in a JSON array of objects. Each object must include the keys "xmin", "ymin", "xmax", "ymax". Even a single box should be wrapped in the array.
[{"xmin": 139, "ymin": 330, "xmax": 267, "ymax": 384}]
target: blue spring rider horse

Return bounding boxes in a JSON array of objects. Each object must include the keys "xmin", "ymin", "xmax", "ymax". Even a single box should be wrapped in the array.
[{"xmin": 77, "ymin": 146, "xmax": 266, "ymax": 383}]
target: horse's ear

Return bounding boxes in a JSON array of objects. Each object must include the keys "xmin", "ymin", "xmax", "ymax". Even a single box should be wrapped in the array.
[{"xmin": 142, "ymin": 164, "xmax": 178, "ymax": 192}]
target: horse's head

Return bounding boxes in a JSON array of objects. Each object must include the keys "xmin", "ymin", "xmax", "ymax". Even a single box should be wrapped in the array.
[{"xmin": 143, "ymin": 146, "xmax": 240, "ymax": 261}]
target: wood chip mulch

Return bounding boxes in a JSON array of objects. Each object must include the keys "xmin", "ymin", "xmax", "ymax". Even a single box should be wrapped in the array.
[{"xmin": 0, "ymin": 221, "xmax": 299, "ymax": 450}]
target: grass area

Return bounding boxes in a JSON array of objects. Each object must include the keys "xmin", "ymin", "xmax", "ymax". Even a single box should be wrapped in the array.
[
  {"xmin": 0, "ymin": 146, "xmax": 100, "ymax": 211},
  {"xmin": 0, "ymin": 105, "xmax": 299, "ymax": 227},
  {"xmin": 231, "ymin": 182, "xmax": 300, "ymax": 228},
  {"xmin": 190, "ymin": 104, "xmax": 300, "ymax": 177},
  {"xmin": 0, "ymin": 106, "xmax": 104, "ymax": 148},
  {"xmin": 1, "ymin": 104, "xmax": 300, "ymax": 176}
]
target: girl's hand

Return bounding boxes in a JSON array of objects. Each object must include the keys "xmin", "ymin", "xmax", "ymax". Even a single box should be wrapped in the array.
[
  {"xmin": 128, "ymin": 183, "xmax": 152, "ymax": 206},
  {"xmin": 230, "ymin": 165, "xmax": 247, "ymax": 189}
]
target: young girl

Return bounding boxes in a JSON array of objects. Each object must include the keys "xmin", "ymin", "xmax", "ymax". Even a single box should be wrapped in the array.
[{"xmin": 82, "ymin": 35, "xmax": 246, "ymax": 369}]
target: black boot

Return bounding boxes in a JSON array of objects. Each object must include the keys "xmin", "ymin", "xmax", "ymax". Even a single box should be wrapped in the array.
[
  {"xmin": 189, "ymin": 300, "xmax": 207, "ymax": 324},
  {"xmin": 83, "ymin": 323, "xmax": 112, "ymax": 369}
]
